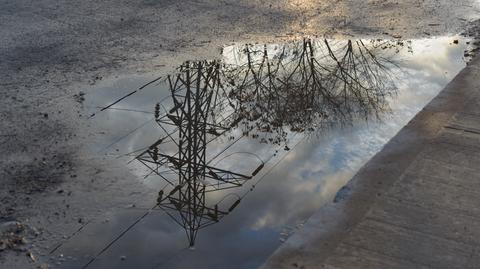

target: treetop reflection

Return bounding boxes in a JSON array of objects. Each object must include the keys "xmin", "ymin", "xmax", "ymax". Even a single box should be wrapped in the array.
[{"xmin": 98, "ymin": 38, "xmax": 408, "ymax": 247}]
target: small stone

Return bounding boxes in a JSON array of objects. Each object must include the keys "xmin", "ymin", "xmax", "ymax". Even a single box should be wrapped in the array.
[
  {"xmin": 120, "ymin": 255, "xmax": 126, "ymax": 261},
  {"xmin": 26, "ymin": 251, "xmax": 36, "ymax": 262}
]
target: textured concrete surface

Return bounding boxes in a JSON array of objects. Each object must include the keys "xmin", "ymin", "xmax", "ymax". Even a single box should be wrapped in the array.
[{"xmin": 262, "ymin": 56, "xmax": 480, "ymax": 268}]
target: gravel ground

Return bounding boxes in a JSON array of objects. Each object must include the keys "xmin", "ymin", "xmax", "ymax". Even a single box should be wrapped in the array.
[{"xmin": 1, "ymin": 0, "xmax": 480, "ymax": 268}]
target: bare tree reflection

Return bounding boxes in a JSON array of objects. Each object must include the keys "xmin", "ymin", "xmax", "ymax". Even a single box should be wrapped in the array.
[
  {"xmin": 223, "ymin": 39, "xmax": 403, "ymax": 143},
  {"xmin": 122, "ymin": 38, "xmax": 407, "ymax": 247}
]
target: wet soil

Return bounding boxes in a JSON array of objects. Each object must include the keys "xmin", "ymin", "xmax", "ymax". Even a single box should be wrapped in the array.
[{"xmin": 1, "ymin": 0, "xmax": 480, "ymax": 268}]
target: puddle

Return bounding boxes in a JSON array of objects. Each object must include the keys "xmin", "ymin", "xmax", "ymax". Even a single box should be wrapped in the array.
[{"xmin": 58, "ymin": 36, "xmax": 472, "ymax": 269}]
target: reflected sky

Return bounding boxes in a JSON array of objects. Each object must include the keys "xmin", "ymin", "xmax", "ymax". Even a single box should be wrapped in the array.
[{"xmin": 57, "ymin": 36, "xmax": 471, "ymax": 269}]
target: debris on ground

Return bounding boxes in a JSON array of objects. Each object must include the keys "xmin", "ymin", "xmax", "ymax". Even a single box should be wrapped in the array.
[
  {"xmin": 26, "ymin": 251, "xmax": 36, "ymax": 262},
  {"xmin": 73, "ymin": 92, "xmax": 86, "ymax": 104},
  {"xmin": 461, "ymin": 19, "xmax": 480, "ymax": 60},
  {"xmin": 0, "ymin": 221, "xmax": 29, "ymax": 252}
]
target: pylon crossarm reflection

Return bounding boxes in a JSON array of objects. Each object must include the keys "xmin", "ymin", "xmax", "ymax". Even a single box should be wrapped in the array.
[
  {"xmin": 135, "ymin": 60, "xmax": 253, "ymax": 247},
  {"xmin": 132, "ymin": 39, "xmax": 405, "ymax": 247}
]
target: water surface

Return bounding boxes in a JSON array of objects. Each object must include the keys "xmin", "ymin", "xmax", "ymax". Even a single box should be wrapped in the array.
[{"xmin": 56, "ymin": 36, "xmax": 472, "ymax": 269}]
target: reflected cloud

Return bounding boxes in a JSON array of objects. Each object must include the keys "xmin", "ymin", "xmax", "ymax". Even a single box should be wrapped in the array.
[
  {"xmin": 63, "ymin": 35, "xmax": 471, "ymax": 269},
  {"xmin": 120, "ymin": 38, "xmax": 404, "ymax": 247}
]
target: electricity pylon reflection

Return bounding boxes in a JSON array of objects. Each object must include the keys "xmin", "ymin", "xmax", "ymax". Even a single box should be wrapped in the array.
[
  {"xmin": 136, "ymin": 61, "xmax": 262, "ymax": 246},
  {"xmin": 129, "ymin": 38, "xmax": 405, "ymax": 247}
]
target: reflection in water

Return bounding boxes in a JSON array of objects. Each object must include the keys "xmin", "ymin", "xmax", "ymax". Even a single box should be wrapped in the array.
[
  {"xmin": 224, "ymin": 39, "xmax": 402, "ymax": 141},
  {"xmin": 137, "ymin": 61, "xmax": 256, "ymax": 247},
  {"xmin": 61, "ymin": 36, "xmax": 471, "ymax": 269},
  {"xmin": 125, "ymin": 39, "xmax": 403, "ymax": 248}
]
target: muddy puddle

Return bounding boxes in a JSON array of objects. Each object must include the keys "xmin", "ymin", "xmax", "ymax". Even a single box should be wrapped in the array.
[{"xmin": 54, "ymin": 36, "xmax": 473, "ymax": 269}]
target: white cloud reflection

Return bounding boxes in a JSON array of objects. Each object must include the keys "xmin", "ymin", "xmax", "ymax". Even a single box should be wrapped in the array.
[{"xmin": 66, "ymin": 35, "xmax": 471, "ymax": 269}]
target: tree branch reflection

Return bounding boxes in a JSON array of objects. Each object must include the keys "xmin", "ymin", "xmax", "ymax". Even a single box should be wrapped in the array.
[{"xmin": 132, "ymin": 38, "xmax": 407, "ymax": 247}]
